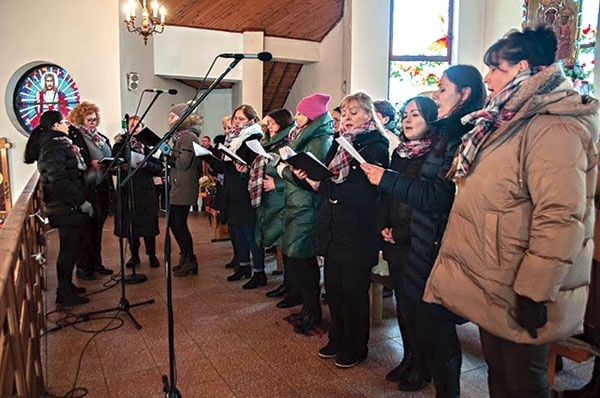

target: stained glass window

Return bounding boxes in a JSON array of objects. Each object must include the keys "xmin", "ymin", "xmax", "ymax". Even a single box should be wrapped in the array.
[{"xmin": 389, "ymin": 0, "xmax": 454, "ymax": 108}]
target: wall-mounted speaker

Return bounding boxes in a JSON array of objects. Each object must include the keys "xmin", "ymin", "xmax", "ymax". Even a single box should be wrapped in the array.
[{"xmin": 127, "ymin": 72, "xmax": 140, "ymax": 91}]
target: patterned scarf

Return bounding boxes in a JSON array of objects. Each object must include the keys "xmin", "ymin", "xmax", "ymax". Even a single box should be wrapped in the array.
[
  {"xmin": 53, "ymin": 136, "xmax": 87, "ymax": 171},
  {"xmin": 248, "ymin": 155, "xmax": 269, "ymax": 208},
  {"xmin": 452, "ymin": 64, "xmax": 565, "ymax": 179},
  {"xmin": 328, "ymin": 120, "xmax": 377, "ymax": 184},
  {"xmin": 287, "ymin": 125, "xmax": 305, "ymax": 142},
  {"xmin": 76, "ymin": 125, "xmax": 106, "ymax": 150},
  {"xmin": 171, "ymin": 130, "xmax": 184, "ymax": 145},
  {"xmin": 227, "ymin": 123, "xmax": 263, "ymax": 155},
  {"xmin": 395, "ymin": 134, "xmax": 433, "ymax": 159}
]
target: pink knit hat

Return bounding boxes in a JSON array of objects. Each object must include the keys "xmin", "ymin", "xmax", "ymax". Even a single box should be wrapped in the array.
[{"xmin": 296, "ymin": 93, "xmax": 331, "ymax": 121}]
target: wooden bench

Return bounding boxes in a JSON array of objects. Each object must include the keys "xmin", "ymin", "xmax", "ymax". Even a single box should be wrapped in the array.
[
  {"xmin": 548, "ymin": 337, "xmax": 600, "ymax": 387},
  {"xmin": 369, "ymin": 272, "xmax": 393, "ymax": 324}
]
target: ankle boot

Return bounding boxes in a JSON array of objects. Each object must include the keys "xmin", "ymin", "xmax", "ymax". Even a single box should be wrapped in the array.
[
  {"xmin": 276, "ymin": 295, "xmax": 303, "ymax": 308},
  {"xmin": 149, "ymin": 254, "xmax": 160, "ymax": 268},
  {"xmin": 242, "ymin": 271, "xmax": 267, "ymax": 289},
  {"xmin": 388, "ymin": 309, "xmax": 417, "ymax": 381},
  {"xmin": 227, "ymin": 266, "xmax": 251, "ymax": 281},
  {"xmin": 173, "ymin": 256, "xmax": 198, "ymax": 277},
  {"xmin": 429, "ymin": 354, "xmax": 461, "ymax": 398},
  {"xmin": 266, "ymin": 283, "xmax": 288, "ymax": 298},
  {"xmin": 398, "ymin": 365, "xmax": 431, "ymax": 392},
  {"xmin": 293, "ymin": 310, "xmax": 322, "ymax": 334},
  {"xmin": 173, "ymin": 255, "xmax": 188, "ymax": 272},
  {"xmin": 563, "ymin": 357, "xmax": 600, "ymax": 398},
  {"xmin": 56, "ymin": 288, "xmax": 90, "ymax": 306},
  {"xmin": 126, "ymin": 256, "xmax": 141, "ymax": 268}
]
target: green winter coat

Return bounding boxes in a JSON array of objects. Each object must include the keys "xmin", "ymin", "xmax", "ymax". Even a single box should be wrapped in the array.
[
  {"xmin": 255, "ymin": 124, "xmax": 292, "ymax": 248},
  {"xmin": 279, "ymin": 112, "xmax": 333, "ymax": 258}
]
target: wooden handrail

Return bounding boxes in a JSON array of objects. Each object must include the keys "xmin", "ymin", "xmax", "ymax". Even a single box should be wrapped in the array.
[{"xmin": 0, "ymin": 171, "xmax": 46, "ymax": 398}]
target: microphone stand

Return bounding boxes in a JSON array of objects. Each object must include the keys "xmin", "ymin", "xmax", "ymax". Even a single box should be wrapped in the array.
[
  {"xmin": 75, "ymin": 94, "xmax": 165, "ymax": 328},
  {"xmin": 122, "ymin": 57, "xmax": 242, "ymax": 398}
]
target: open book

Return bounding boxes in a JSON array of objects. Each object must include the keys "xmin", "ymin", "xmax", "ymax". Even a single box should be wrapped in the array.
[
  {"xmin": 135, "ymin": 127, "xmax": 161, "ymax": 148},
  {"xmin": 217, "ymin": 143, "xmax": 247, "ymax": 165},
  {"xmin": 278, "ymin": 146, "xmax": 333, "ymax": 181}
]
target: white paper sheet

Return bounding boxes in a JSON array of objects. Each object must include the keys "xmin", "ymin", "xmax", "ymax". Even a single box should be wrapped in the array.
[
  {"xmin": 335, "ymin": 136, "xmax": 366, "ymax": 164},
  {"xmin": 217, "ymin": 143, "xmax": 247, "ymax": 165},
  {"xmin": 193, "ymin": 141, "xmax": 213, "ymax": 157},
  {"xmin": 130, "ymin": 151, "xmax": 145, "ymax": 168},
  {"xmin": 246, "ymin": 139, "xmax": 274, "ymax": 161}
]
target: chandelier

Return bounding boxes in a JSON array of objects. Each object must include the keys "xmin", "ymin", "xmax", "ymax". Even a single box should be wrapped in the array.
[{"xmin": 123, "ymin": 0, "xmax": 166, "ymax": 45}]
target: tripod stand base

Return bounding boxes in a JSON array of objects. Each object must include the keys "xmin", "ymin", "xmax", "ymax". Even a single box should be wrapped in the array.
[{"xmin": 124, "ymin": 273, "xmax": 148, "ymax": 284}]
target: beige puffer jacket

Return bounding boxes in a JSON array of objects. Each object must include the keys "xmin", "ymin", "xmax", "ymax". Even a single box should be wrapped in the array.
[{"xmin": 423, "ymin": 86, "xmax": 599, "ymax": 345}]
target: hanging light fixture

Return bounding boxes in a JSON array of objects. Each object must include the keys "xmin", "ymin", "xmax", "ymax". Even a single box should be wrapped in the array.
[{"xmin": 123, "ymin": 0, "xmax": 166, "ymax": 45}]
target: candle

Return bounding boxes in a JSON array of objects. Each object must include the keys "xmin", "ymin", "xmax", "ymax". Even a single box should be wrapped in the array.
[
  {"xmin": 124, "ymin": 4, "xmax": 131, "ymax": 21},
  {"xmin": 152, "ymin": 0, "xmax": 158, "ymax": 18},
  {"xmin": 160, "ymin": 6, "xmax": 165, "ymax": 24},
  {"xmin": 129, "ymin": 0, "xmax": 136, "ymax": 18}
]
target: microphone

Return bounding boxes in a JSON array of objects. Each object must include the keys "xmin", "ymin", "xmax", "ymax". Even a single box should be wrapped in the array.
[
  {"xmin": 144, "ymin": 88, "xmax": 178, "ymax": 95},
  {"xmin": 122, "ymin": 113, "xmax": 129, "ymax": 131},
  {"xmin": 219, "ymin": 52, "xmax": 273, "ymax": 61}
]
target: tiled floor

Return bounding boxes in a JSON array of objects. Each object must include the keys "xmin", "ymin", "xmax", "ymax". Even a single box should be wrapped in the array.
[{"xmin": 41, "ymin": 212, "xmax": 594, "ymax": 397}]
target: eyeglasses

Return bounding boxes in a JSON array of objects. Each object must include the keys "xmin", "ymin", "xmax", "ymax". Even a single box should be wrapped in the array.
[
  {"xmin": 60, "ymin": 119, "xmax": 70, "ymax": 125},
  {"xmin": 85, "ymin": 117, "xmax": 98, "ymax": 123}
]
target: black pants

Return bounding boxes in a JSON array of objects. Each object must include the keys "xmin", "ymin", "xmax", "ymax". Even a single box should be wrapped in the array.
[
  {"xmin": 480, "ymin": 328, "xmax": 550, "ymax": 398},
  {"xmin": 388, "ymin": 255, "xmax": 414, "ymax": 353},
  {"xmin": 169, "ymin": 205, "xmax": 194, "ymax": 260},
  {"xmin": 324, "ymin": 255, "xmax": 371, "ymax": 359},
  {"xmin": 77, "ymin": 187, "xmax": 110, "ymax": 273},
  {"xmin": 128, "ymin": 235, "xmax": 156, "ymax": 258},
  {"xmin": 58, "ymin": 224, "xmax": 90, "ymax": 292},
  {"xmin": 286, "ymin": 256, "xmax": 320, "ymax": 316}
]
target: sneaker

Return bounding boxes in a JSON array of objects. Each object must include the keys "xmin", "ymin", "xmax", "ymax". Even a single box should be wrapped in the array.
[
  {"xmin": 335, "ymin": 353, "xmax": 366, "ymax": 369},
  {"xmin": 318, "ymin": 344, "xmax": 338, "ymax": 359}
]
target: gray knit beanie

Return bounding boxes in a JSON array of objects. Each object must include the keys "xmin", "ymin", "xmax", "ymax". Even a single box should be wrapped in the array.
[{"xmin": 170, "ymin": 103, "xmax": 189, "ymax": 118}]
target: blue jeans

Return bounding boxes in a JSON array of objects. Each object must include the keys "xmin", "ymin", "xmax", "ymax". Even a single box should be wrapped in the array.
[{"xmin": 231, "ymin": 224, "xmax": 264, "ymax": 271}]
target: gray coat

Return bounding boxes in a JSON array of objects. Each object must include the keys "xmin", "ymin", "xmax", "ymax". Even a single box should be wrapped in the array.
[{"xmin": 170, "ymin": 130, "xmax": 200, "ymax": 206}]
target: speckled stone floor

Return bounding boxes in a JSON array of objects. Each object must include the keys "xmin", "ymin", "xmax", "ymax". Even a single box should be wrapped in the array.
[{"xmin": 40, "ymin": 212, "xmax": 593, "ymax": 397}]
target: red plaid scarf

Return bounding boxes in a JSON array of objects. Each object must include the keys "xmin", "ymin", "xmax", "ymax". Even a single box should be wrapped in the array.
[
  {"xmin": 287, "ymin": 125, "xmax": 305, "ymax": 142},
  {"xmin": 395, "ymin": 134, "xmax": 433, "ymax": 159},
  {"xmin": 248, "ymin": 155, "xmax": 269, "ymax": 208},
  {"xmin": 53, "ymin": 136, "xmax": 87, "ymax": 171},
  {"xmin": 328, "ymin": 120, "xmax": 377, "ymax": 184},
  {"xmin": 452, "ymin": 65, "xmax": 562, "ymax": 179},
  {"xmin": 76, "ymin": 125, "xmax": 107, "ymax": 149}
]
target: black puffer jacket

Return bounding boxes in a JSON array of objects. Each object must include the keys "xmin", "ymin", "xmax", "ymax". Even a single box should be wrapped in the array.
[
  {"xmin": 378, "ymin": 114, "xmax": 471, "ymax": 322},
  {"xmin": 317, "ymin": 130, "xmax": 389, "ymax": 266},
  {"xmin": 375, "ymin": 151, "xmax": 427, "ymax": 263},
  {"xmin": 37, "ymin": 130, "xmax": 88, "ymax": 227}
]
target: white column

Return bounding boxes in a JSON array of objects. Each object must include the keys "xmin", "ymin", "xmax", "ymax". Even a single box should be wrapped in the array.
[{"xmin": 241, "ymin": 31, "xmax": 264, "ymax": 116}]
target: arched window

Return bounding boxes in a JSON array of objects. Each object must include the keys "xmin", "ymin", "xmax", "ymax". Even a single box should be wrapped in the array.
[{"xmin": 388, "ymin": 0, "xmax": 454, "ymax": 108}]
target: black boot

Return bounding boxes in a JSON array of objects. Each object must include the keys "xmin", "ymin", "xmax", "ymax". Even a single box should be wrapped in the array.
[
  {"xmin": 276, "ymin": 295, "xmax": 303, "ymax": 308},
  {"xmin": 173, "ymin": 255, "xmax": 188, "ymax": 272},
  {"xmin": 398, "ymin": 364, "xmax": 431, "ymax": 392},
  {"xmin": 266, "ymin": 283, "xmax": 288, "ymax": 298},
  {"xmin": 289, "ymin": 308, "xmax": 308, "ymax": 321},
  {"xmin": 227, "ymin": 266, "xmax": 251, "ymax": 281},
  {"xmin": 56, "ymin": 288, "xmax": 90, "ymax": 306},
  {"xmin": 563, "ymin": 357, "xmax": 600, "ymax": 398},
  {"xmin": 429, "ymin": 354, "xmax": 461, "ymax": 398},
  {"xmin": 242, "ymin": 271, "xmax": 267, "ymax": 289},
  {"xmin": 149, "ymin": 254, "xmax": 160, "ymax": 268},
  {"xmin": 173, "ymin": 256, "xmax": 198, "ymax": 277},
  {"xmin": 387, "ymin": 310, "xmax": 416, "ymax": 382},
  {"xmin": 293, "ymin": 310, "xmax": 322, "ymax": 334},
  {"xmin": 126, "ymin": 256, "xmax": 141, "ymax": 268}
]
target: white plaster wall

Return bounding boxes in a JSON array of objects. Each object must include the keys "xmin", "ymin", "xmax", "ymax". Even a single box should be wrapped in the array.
[
  {"xmin": 349, "ymin": 0, "xmax": 390, "ymax": 99},
  {"xmin": 0, "ymin": 0, "xmax": 121, "ymax": 204},
  {"xmin": 119, "ymin": 20, "xmax": 231, "ymax": 139},
  {"xmin": 285, "ymin": 22, "xmax": 345, "ymax": 111}
]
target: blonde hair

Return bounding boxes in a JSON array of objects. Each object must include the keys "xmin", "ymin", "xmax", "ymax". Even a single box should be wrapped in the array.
[{"xmin": 340, "ymin": 91, "xmax": 385, "ymax": 134}]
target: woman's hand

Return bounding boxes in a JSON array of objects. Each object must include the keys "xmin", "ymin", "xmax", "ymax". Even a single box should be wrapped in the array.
[
  {"xmin": 91, "ymin": 159, "xmax": 105, "ymax": 169},
  {"xmin": 305, "ymin": 177, "xmax": 320, "ymax": 192},
  {"xmin": 263, "ymin": 175, "xmax": 275, "ymax": 192},
  {"xmin": 361, "ymin": 163, "xmax": 385, "ymax": 186},
  {"xmin": 290, "ymin": 165, "xmax": 308, "ymax": 180},
  {"xmin": 381, "ymin": 227, "xmax": 396, "ymax": 244},
  {"xmin": 234, "ymin": 161, "xmax": 248, "ymax": 173}
]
